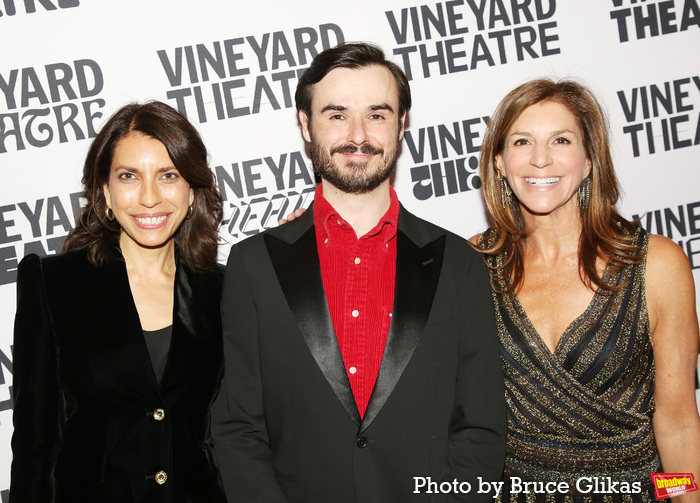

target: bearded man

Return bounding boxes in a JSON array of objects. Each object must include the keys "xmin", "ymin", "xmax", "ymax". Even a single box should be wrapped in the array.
[{"xmin": 212, "ymin": 42, "xmax": 506, "ymax": 503}]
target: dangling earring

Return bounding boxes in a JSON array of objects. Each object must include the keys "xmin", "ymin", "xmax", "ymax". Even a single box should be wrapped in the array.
[
  {"xmin": 106, "ymin": 207, "xmax": 115, "ymax": 221},
  {"xmin": 186, "ymin": 205, "xmax": 193, "ymax": 219},
  {"xmin": 577, "ymin": 177, "xmax": 591, "ymax": 211},
  {"xmin": 499, "ymin": 176, "xmax": 512, "ymax": 208}
]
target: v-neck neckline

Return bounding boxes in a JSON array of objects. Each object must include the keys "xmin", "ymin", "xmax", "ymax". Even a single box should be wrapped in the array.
[{"xmin": 507, "ymin": 260, "xmax": 614, "ymax": 358}]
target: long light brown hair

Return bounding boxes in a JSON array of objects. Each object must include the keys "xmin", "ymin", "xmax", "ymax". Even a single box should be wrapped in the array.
[
  {"xmin": 63, "ymin": 101, "xmax": 223, "ymax": 271},
  {"xmin": 478, "ymin": 78, "xmax": 639, "ymax": 292}
]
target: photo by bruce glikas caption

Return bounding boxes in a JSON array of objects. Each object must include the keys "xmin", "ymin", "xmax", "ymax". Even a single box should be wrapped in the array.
[{"xmin": 413, "ymin": 476, "xmax": 644, "ymax": 497}]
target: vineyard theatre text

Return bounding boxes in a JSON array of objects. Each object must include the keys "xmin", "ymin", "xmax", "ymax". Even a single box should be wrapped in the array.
[
  {"xmin": 405, "ymin": 116, "xmax": 488, "ymax": 200},
  {"xmin": 610, "ymin": 0, "xmax": 700, "ymax": 43},
  {"xmin": 385, "ymin": 0, "xmax": 560, "ymax": 80},
  {"xmin": 0, "ymin": 193, "xmax": 82, "ymax": 285},
  {"xmin": 215, "ymin": 150, "xmax": 316, "ymax": 239},
  {"xmin": 618, "ymin": 76, "xmax": 700, "ymax": 157},
  {"xmin": 0, "ymin": 0, "xmax": 79, "ymax": 17},
  {"xmin": 157, "ymin": 24, "xmax": 344, "ymax": 123},
  {"xmin": 0, "ymin": 59, "xmax": 105, "ymax": 153}
]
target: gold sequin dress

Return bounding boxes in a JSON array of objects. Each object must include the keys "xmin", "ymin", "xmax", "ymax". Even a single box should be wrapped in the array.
[{"xmin": 482, "ymin": 228, "xmax": 660, "ymax": 503}]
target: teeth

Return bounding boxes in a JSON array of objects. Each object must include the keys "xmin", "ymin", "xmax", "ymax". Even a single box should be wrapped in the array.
[
  {"xmin": 525, "ymin": 177, "xmax": 560, "ymax": 186},
  {"xmin": 135, "ymin": 215, "xmax": 167, "ymax": 225}
]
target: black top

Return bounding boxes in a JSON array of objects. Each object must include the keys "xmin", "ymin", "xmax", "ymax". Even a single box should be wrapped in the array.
[{"xmin": 143, "ymin": 325, "xmax": 172, "ymax": 384}]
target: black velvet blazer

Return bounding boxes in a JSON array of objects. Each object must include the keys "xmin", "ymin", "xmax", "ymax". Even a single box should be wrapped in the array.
[{"xmin": 10, "ymin": 247, "xmax": 226, "ymax": 503}]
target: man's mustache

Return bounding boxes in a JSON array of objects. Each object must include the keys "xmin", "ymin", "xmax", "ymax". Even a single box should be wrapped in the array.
[{"xmin": 331, "ymin": 143, "xmax": 384, "ymax": 156}]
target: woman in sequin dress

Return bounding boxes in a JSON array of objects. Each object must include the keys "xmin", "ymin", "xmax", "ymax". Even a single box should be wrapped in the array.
[{"xmin": 473, "ymin": 79, "xmax": 700, "ymax": 503}]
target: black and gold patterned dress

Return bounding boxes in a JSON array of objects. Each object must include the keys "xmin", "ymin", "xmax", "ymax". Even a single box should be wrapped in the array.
[{"xmin": 481, "ymin": 228, "xmax": 660, "ymax": 503}]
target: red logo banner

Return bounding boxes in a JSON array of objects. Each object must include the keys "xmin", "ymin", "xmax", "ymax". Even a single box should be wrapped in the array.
[{"xmin": 651, "ymin": 473, "xmax": 698, "ymax": 500}]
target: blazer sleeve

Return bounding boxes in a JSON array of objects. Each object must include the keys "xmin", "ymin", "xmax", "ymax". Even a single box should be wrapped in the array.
[
  {"xmin": 435, "ymin": 249, "xmax": 507, "ymax": 503},
  {"xmin": 211, "ymin": 244, "xmax": 289, "ymax": 503},
  {"xmin": 10, "ymin": 254, "xmax": 64, "ymax": 503}
]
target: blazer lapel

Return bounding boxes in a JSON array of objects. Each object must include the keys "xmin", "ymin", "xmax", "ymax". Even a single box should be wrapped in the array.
[
  {"xmin": 159, "ymin": 257, "xmax": 195, "ymax": 394},
  {"xmin": 360, "ymin": 212, "xmax": 446, "ymax": 433},
  {"xmin": 265, "ymin": 210, "xmax": 361, "ymax": 426},
  {"xmin": 161, "ymin": 254, "xmax": 196, "ymax": 393},
  {"xmin": 159, "ymin": 254, "xmax": 224, "ymax": 399},
  {"xmin": 94, "ymin": 258, "xmax": 163, "ymax": 397}
]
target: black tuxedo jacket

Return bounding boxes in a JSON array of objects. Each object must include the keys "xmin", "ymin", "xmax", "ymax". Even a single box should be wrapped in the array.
[
  {"xmin": 10, "ymin": 247, "xmax": 226, "ymax": 503},
  {"xmin": 212, "ymin": 205, "xmax": 507, "ymax": 503}
]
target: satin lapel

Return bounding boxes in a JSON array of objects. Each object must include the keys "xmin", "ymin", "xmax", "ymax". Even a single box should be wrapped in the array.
[
  {"xmin": 360, "ymin": 230, "xmax": 446, "ymax": 433},
  {"xmin": 160, "ymin": 258, "xmax": 195, "ymax": 394},
  {"xmin": 160, "ymin": 257, "xmax": 223, "ymax": 397},
  {"xmin": 265, "ymin": 225, "xmax": 361, "ymax": 426}
]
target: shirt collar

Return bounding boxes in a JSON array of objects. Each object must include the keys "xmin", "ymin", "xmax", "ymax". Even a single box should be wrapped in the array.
[{"xmin": 313, "ymin": 183, "xmax": 399, "ymax": 245}]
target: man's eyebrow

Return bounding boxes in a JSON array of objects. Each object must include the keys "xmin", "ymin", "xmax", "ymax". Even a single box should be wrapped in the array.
[
  {"xmin": 319, "ymin": 104, "xmax": 396, "ymax": 113},
  {"xmin": 320, "ymin": 105, "xmax": 347, "ymax": 113},
  {"xmin": 370, "ymin": 104, "xmax": 394, "ymax": 113}
]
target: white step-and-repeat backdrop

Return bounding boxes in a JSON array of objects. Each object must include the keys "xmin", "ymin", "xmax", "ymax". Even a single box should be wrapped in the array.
[{"xmin": 1, "ymin": 0, "xmax": 699, "ymax": 496}]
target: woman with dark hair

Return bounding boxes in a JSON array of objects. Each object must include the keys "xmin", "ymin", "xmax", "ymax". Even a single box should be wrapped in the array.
[
  {"xmin": 474, "ymin": 78, "xmax": 700, "ymax": 502},
  {"xmin": 10, "ymin": 101, "xmax": 227, "ymax": 502}
]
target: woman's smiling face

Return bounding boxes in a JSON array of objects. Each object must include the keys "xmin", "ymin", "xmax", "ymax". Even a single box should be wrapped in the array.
[
  {"xmin": 497, "ymin": 100, "xmax": 592, "ymax": 220},
  {"xmin": 103, "ymin": 132, "xmax": 194, "ymax": 251}
]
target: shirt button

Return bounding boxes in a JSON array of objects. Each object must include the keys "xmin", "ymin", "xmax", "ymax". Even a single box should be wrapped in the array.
[
  {"xmin": 352, "ymin": 310, "xmax": 359, "ymax": 318},
  {"xmin": 155, "ymin": 470, "xmax": 168, "ymax": 484},
  {"xmin": 153, "ymin": 408, "xmax": 165, "ymax": 421},
  {"xmin": 349, "ymin": 366, "xmax": 357, "ymax": 374},
  {"xmin": 324, "ymin": 238, "xmax": 328, "ymax": 244},
  {"xmin": 356, "ymin": 437, "xmax": 368, "ymax": 448},
  {"xmin": 337, "ymin": 219, "xmax": 341, "ymax": 225},
  {"xmin": 354, "ymin": 257, "xmax": 361, "ymax": 265}
]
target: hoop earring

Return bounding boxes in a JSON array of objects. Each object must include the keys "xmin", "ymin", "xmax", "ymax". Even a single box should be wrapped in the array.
[
  {"xmin": 499, "ymin": 176, "xmax": 512, "ymax": 208},
  {"xmin": 577, "ymin": 177, "xmax": 591, "ymax": 211},
  {"xmin": 106, "ymin": 207, "xmax": 115, "ymax": 221},
  {"xmin": 186, "ymin": 205, "xmax": 193, "ymax": 219}
]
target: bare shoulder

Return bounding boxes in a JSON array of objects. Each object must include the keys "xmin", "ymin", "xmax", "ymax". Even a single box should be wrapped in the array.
[
  {"xmin": 646, "ymin": 234, "xmax": 694, "ymax": 290},
  {"xmin": 645, "ymin": 233, "xmax": 697, "ymax": 332}
]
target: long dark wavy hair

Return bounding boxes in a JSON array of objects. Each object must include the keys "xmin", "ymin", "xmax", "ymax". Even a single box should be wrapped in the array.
[
  {"xmin": 478, "ymin": 78, "xmax": 639, "ymax": 293},
  {"xmin": 63, "ymin": 101, "xmax": 223, "ymax": 271}
]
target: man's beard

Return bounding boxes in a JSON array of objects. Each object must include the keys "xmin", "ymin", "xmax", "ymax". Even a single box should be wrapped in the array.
[{"xmin": 310, "ymin": 136, "xmax": 399, "ymax": 194}]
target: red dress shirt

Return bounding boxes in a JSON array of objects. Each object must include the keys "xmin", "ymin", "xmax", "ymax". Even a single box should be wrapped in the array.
[{"xmin": 313, "ymin": 184, "xmax": 399, "ymax": 418}]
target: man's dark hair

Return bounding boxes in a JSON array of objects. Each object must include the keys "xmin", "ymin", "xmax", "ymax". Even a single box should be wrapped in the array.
[{"xmin": 295, "ymin": 42, "xmax": 411, "ymax": 119}]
